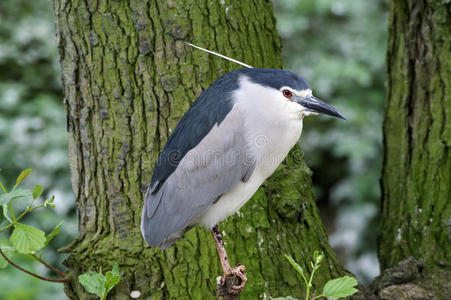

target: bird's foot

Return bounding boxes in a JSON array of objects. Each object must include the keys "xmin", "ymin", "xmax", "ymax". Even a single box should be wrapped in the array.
[{"xmin": 217, "ymin": 264, "xmax": 247, "ymax": 295}]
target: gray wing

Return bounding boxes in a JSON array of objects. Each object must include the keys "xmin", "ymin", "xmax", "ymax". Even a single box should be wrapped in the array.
[{"xmin": 141, "ymin": 107, "xmax": 256, "ymax": 248}]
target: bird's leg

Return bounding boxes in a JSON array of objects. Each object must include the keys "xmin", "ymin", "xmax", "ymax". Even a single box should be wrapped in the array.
[
  {"xmin": 211, "ymin": 225, "xmax": 231, "ymax": 273},
  {"xmin": 211, "ymin": 224, "xmax": 247, "ymax": 295}
]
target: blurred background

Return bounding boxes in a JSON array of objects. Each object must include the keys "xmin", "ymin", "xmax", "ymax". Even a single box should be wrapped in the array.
[
  {"xmin": 274, "ymin": 0, "xmax": 387, "ymax": 284},
  {"xmin": 0, "ymin": 0, "xmax": 387, "ymax": 298}
]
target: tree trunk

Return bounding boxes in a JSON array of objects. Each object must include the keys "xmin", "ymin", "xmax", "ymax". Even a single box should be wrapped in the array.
[
  {"xmin": 380, "ymin": 0, "xmax": 450, "ymax": 297},
  {"xmin": 53, "ymin": 0, "xmax": 348, "ymax": 298}
]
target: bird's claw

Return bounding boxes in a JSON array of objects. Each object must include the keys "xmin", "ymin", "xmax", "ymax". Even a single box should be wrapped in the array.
[
  {"xmin": 230, "ymin": 264, "xmax": 247, "ymax": 293},
  {"xmin": 217, "ymin": 264, "xmax": 247, "ymax": 295}
]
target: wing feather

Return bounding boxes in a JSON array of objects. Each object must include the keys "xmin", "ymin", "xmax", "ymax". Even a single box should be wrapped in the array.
[{"xmin": 141, "ymin": 107, "xmax": 255, "ymax": 247}]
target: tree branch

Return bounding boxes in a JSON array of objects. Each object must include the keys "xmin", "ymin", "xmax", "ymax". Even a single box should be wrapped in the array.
[
  {"xmin": 32, "ymin": 253, "xmax": 68, "ymax": 278},
  {"xmin": 0, "ymin": 248, "xmax": 69, "ymax": 283}
]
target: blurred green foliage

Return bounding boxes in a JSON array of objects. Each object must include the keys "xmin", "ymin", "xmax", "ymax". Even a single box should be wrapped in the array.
[
  {"xmin": 0, "ymin": 0, "xmax": 67, "ymax": 189},
  {"xmin": 0, "ymin": 0, "xmax": 75, "ymax": 299},
  {"xmin": 0, "ymin": 0, "xmax": 387, "ymax": 297},
  {"xmin": 274, "ymin": 0, "xmax": 387, "ymax": 282}
]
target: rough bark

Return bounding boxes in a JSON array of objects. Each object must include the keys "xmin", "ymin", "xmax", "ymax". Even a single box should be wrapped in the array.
[
  {"xmin": 379, "ymin": 0, "xmax": 450, "ymax": 298},
  {"xmin": 53, "ymin": 0, "xmax": 348, "ymax": 298}
]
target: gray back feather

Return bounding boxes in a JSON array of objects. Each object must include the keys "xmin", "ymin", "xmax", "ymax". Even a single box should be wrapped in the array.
[{"xmin": 141, "ymin": 107, "xmax": 255, "ymax": 247}]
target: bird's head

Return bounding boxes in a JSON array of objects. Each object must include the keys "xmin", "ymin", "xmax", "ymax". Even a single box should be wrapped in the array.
[{"xmin": 237, "ymin": 68, "xmax": 346, "ymax": 120}]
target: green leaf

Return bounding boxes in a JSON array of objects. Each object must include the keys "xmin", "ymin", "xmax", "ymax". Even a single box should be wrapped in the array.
[
  {"xmin": 79, "ymin": 264, "xmax": 121, "ymax": 299},
  {"xmin": 313, "ymin": 250, "xmax": 324, "ymax": 265},
  {"xmin": 16, "ymin": 169, "xmax": 32, "ymax": 186},
  {"xmin": 2, "ymin": 204, "xmax": 12, "ymax": 223},
  {"xmin": 111, "ymin": 263, "xmax": 119, "ymax": 276},
  {"xmin": 323, "ymin": 276, "xmax": 359, "ymax": 299},
  {"xmin": 43, "ymin": 195, "xmax": 55, "ymax": 207},
  {"xmin": 284, "ymin": 254, "xmax": 304, "ymax": 277},
  {"xmin": 272, "ymin": 297, "xmax": 298, "ymax": 300},
  {"xmin": 104, "ymin": 263, "xmax": 121, "ymax": 295},
  {"xmin": 0, "ymin": 189, "xmax": 33, "ymax": 206},
  {"xmin": 43, "ymin": 221, "xmax": 63, "ymax": 249},
  {"xmin": 32, "ymin": 185, "xmax": 44, "ymax": 200},
  {"xmin": 79, "ymin": 271, "xmax": 106, "ymax": 297},
  {"xmin": 10, "ymin": 223, "xmax": 46, "ymax": 254},
  {"xmin": 0, "ymin": 246, "xmax": 15, "ymax": 269}
]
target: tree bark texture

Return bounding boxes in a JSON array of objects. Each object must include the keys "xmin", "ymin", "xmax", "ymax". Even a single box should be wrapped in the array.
[
  {"xmin": 380, "ymin": 0, "xmax": 450, "ymax": 297},
  {"xmin": 53, "ymin": 0, "xmax": 348, "ymax": 298}
]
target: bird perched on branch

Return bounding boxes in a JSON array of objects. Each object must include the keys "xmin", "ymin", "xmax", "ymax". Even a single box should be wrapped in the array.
[{"xmin": 141, "ymin": 45, "xmax": 345, "ymax": 294}]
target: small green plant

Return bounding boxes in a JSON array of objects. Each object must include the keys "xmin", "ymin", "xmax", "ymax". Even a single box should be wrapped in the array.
[
  {"xmin": 0, "ymin": 169, "xmax": 121, "ymax": 298},
  {"xmin": 0, "ymin": 169, "xmax": 68, "ymax": 282},
  {"xmin": 274, "ymin": 251, "xmax": 358, "ymax": 300},
  {"xmin": 79, "ymin": 263, "xmax": 121, "ymax": 300}
]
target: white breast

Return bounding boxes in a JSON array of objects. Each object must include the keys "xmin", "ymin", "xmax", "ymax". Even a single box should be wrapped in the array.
[{"xmin": 196, "ymin": 76, "xmax": 304, "ymax": 228}]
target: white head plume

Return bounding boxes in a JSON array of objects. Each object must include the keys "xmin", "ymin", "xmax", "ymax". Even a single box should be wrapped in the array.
[{"xmin": 185, "ymin": 42, "xmax": 253, "ymax": 69}]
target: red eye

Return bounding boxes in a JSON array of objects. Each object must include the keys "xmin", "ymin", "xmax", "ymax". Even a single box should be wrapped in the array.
[{"xmin": 283, "ymin": 89, "xmax": 292, "ymax": 98}]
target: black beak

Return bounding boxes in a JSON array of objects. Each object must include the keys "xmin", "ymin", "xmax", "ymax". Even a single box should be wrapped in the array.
[{"xmin": 295, "ymin": 95, "xmax": 346, "ymax": 120}]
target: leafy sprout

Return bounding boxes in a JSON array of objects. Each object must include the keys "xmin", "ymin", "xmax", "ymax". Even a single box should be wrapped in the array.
[
  {"xmin": 0, "ymin": 169, "xmax": 68, "ymax": 283},
  {"xmin": 79, "ymin": 263, "xmax": 121, "ymax": 300},
  {"xmin": 276, "ymin": 251, "xmax": 358, "ymax": 300}
]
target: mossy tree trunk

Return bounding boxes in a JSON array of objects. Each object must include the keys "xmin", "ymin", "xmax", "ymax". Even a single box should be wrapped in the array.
[
  {"xmin": 53, "ymin": 0, "xmax": 348, "ymax": 298},
  {"xmin": 380, "ymin": 0, "xmax": 450, "ymax": 297}
]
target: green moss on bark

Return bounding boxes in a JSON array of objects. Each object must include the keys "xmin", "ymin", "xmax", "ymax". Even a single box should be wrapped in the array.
[{"xmin": 380, "ymin": 0, "xmax": 451, "ymax": 297}]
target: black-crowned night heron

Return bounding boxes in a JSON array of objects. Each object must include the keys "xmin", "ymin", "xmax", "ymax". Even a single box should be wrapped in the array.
[{"xmin": 141, "ymin": 64, "xmax": 345, "ymax": 293}]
